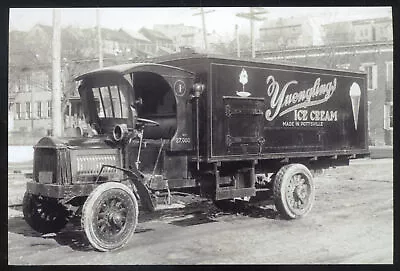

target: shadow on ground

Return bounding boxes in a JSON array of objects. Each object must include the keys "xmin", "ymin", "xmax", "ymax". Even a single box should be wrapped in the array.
[
  {"xmin": 139, "ymin": 195, "xmax": 279, "ymax": 226},
  {"xmin": 8, "ymin": 208, "xmax": 93, "ymax": 252},
  {"xmin": 8, "ymin": 196, "xmax": 278, "ymax": 252}
]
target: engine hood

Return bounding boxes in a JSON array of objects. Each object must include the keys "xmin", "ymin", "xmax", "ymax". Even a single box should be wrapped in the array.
[{"xmin": 34, "ymin": 136, "xmax": 115, "ymax": 150}]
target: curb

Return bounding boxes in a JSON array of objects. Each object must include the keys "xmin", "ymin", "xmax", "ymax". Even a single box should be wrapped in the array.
[{"xmin": 369, "ymin": 146, "xmax": 393, "ymax": 159}]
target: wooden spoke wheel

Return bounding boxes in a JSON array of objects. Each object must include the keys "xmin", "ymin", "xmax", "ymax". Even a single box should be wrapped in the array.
[
  {"xmin": 273, "ymin": 164, "xmax": 315, "ymax": 219},
  {"xmin": 81, "ymin": 182, "xmax": 138, "ymax": 252},
  {"xmin": 22, "ymin": 192, "xmax": 70, "ymax": 234}
]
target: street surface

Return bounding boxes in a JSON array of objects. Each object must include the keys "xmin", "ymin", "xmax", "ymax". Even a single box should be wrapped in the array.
[{"xmin": 8, "ymin": 158, "xmax": 393, "ymax": 264}]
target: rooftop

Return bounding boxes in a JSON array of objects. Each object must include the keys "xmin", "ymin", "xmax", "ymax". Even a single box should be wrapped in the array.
[
  {"xmin": 139, "ymin": 27, "xmax": 173, "ymax": 41},
  {"xmin": 260, "ymin": 17, "xmax": 308, "ymax": 30},
  {"xmin": 123, "ymin": 29, "xmax": 151, "ymax": 43}
]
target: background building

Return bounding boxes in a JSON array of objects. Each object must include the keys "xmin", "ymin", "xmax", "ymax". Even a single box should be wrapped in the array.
[
  {"xmin": 139, "ymin": 27, "xmax": 175, "ymax": 55},
  {"xmin": 153, "ymin": 24, "xmax": 203, "ymax": 51},
  {"xmin": 255, "ymin": 16, "xmax": 393, "ymax": 146},
  {"xmin": 8, "ymin": 16, "xmax": 393, "ymax": 147},
  {"xmin": 259, "ymin": 17, "xmax": 315, "ymax": 50},
  {"xmin": 8, "ymin": 24, "xmax": 182, "ymax": 139},
  {"xmin": 323, "ymin": 21, "xmax": 354, "ymax": 44}
]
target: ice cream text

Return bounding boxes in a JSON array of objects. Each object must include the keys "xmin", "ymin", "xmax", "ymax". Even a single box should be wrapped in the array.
[{"xmin": 265, "ymin": 75, "xmax": 337, "ymax": 121}]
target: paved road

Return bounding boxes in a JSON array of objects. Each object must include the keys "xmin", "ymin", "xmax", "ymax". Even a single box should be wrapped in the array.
[{"xmin": 8, "ymin": 159, "xmax": 393, "ymax": 264}]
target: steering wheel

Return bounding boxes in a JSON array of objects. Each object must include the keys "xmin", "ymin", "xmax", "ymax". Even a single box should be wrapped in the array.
[{"xmin": 136, "ymin": 117, "xmax": 160, "ymax": 127}]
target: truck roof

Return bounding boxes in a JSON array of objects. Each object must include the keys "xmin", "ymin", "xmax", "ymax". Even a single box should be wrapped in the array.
[
  {"xmin": 75, "ymin": 62, "xmax": 194, "ymax": 81},
  {"xmin": 153, "ymin": 53, "xmax": 367, "ymax": 76}
]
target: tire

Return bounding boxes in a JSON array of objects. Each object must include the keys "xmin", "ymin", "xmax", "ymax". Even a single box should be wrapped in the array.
[
  {"xmin": 213, "ymin": 199, "xmax": 234, "ymax": 211},
  {"xmin": 273, "ymin": 164, "xmax": 315, "ymax": 219},
  {"xmin": 22, "ymin": 192, "xmax": 70, "ymax": 234},
  {"xmin": 81, "ymin": 182, "xmax": 138, "ymax": 252}
]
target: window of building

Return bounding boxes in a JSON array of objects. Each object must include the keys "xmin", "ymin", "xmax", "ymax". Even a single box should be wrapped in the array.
[
  {"xmin": 16, "ymin": 77, "xmax": 24, "ymax": 92},
  {"xmin": 360, "ymin": 63, "xmax": 378, "ymax": 90},
  {"xmin": 384, "ymin": 102, "xmax": 393, "ymax": 130},
  {"xmin": 367, "ymin": 101, "xmax": 371, "ymax": 132},
  {"xmin": 24, "ymin": 75, "xmax": 30, "ymax": 92},
  {"xmin": 386, "ymin": 61, "xmax": 393, "ymax": 89},
  {"xmin": 25, "ymin": 102, "xmax": 31, "ymax": 119},
  {"xmin": 15, "ymin": 103, "xmax": 21, "ymax": 120},
  {"xmin": 37, "ymin": 101, "xmax": 42, "ymax": 119},
  {"xmin": 336, "ymin": 63, "xmax": 350, "ymax": 70},
  {"xmin": 47, "ymin": 101, "xmax": 52, "ymax": 118},
  {"xmin": 31, "ymin": 71, "xmax": 49, "ymax": 91}
]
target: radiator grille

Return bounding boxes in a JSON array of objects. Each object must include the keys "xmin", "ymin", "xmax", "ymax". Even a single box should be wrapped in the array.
[
  {"xmin": 34, "ymin": 148, "xmax": 57, "ymax": 183},
  {"xmin": 76, "ymin": 155, "xmax": 118, "ymax": 175}
]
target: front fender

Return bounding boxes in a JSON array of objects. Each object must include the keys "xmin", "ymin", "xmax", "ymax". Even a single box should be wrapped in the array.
[
  {"xmin": 96, "ymin": 164, "xmax": 155, "ymax": 212},
  {"xmin": 129, "ymin": 177, "xmax": 156, "ymax": 212}
]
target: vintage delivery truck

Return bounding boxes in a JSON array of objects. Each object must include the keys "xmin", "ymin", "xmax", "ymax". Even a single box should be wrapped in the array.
[{"xmin": 23, "ymin": 55, "xmax": 369, "ymax": 251}]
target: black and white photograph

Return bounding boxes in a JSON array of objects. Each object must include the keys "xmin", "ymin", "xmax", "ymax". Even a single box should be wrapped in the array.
[{"xmin": 7, "ymin": 6, "xmax": 394, "ymax": 264}]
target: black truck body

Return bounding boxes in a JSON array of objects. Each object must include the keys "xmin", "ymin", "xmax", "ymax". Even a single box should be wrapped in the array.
[{"xmin": 159, "ymin": 56, "xmax": 369, "ymax": 161}]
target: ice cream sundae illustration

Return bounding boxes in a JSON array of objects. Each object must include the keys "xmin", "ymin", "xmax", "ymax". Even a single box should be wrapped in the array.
[
  {"xmin": 349, "ymin": 82, "xmax": 361, "ymax": 130},
  {"xmin": 237, "ymin": 68, "xmax": 251, "ymax": 97}
]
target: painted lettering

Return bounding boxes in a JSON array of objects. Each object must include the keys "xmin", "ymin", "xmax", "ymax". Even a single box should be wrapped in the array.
[
  {"xmin": 265, "ymin": 76, "xmax": 337, "ymax": 121},
  {"xmin": 310, "ymin": 110, "xmax": 338, "ymax": 121}
]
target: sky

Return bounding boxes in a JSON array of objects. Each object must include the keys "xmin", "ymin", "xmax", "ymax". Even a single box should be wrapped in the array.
[{"xmin": 9, "ymin": 7, "xmax": 392, "ymax": 39}]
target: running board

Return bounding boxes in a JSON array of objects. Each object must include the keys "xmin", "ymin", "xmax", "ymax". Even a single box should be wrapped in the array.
[{"xmin": 215, "ymin": 187, "xmax": 256, "ymax": 200}]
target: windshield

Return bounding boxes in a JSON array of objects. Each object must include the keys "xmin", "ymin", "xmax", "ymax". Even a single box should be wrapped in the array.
[{"xmin": 92, "ymin": 85, "xmax": 129, "ymax": 119}]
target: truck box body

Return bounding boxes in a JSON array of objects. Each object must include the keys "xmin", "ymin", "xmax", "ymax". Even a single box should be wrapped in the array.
[{"xmin": 160, "ymin": 56, "xmax": 369, "ymax": 162}]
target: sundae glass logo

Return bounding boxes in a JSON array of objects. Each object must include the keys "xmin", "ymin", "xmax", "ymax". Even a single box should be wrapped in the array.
[
  {"xmin": 265, "ymin": 75, "xmax": 337, "ymax": 121},
  {"xmin": 236, "ymin": 68, "xmax": 252, "ymax": 97},
  {"xmin": 349, "ymin": 82, "xmax": 361, "ymax": 130}
]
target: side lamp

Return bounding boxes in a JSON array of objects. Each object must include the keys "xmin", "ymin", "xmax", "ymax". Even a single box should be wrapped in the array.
[{"xmin": 192, "ymin": 83, "xmax": 205, "ymax": 98}]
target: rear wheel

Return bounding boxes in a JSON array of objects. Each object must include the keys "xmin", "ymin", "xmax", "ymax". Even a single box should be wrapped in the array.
[
  {"xmin": 22, "ymin": 192, "xmax": 70, "ymax": 234},
  {"xmin": 81, "ymin": 182, "xmax": 138, "ymax": 252},
  {"xmin": 273, "ymin": 164, "xmax": 315, "ymax": 219}
]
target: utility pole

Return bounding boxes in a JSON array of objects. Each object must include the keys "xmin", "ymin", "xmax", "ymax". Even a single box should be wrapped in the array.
[
  {"xmin": 236, "ymin": 7, "xmax": 267, "ymax": 58},
  {"xmin": 235, "ymin": 24, "xmax": 240, "ymax": 57},
  {"xmin": 97, "ymin": 8, "xmax": 103, "ymax": 68},
  {"xmin": 192, "ymin": 8, "xmax": 215, "ymax": 52},
  {"xmin": 29, "ymin": 73, "xmax": 34, "ymax": 132},
  {"xmin": 52, "ymin": 8, "xmax": 62, "ymax": 137}
]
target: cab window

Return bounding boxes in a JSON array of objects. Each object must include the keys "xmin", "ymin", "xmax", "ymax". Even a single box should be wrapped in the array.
[{"xmin": 93, "ymin": 85, "xmax": 129, "ymax": 118}]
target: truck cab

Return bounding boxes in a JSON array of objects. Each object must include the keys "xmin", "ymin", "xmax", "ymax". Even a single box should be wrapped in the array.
[
  {"xmin": 75, "ymin": 63, "xmax": 195, "ymax": 149},
  {"xmin": 24, "ymin": 63, "xmax": 200, "ymax": 251}
]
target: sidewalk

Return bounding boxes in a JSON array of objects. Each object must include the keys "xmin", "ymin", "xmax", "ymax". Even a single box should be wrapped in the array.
[
  {"xmin": 8, "ymin": 146, "xmax": 33, "ymax": 175},
  {"xmin": 369, "ymin": 146, "xmax": 393, "ymax": 159},
  {"xmin": 8, "ymin": 146, "xmax": 34, "ymax": 164}
]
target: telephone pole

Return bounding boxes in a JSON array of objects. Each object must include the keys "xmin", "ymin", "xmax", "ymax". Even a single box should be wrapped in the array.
[
  {"xmin": 192, "ymin": 8, "xmax": 215, "ymax": 52},
  {"xmin": 52, "ymin": 8, "xmax": 62, "ymax": 137},
  {"xmin": 96, "ymin": 8, "xmax": 103, "ymax": 68},
  {"xmin": 236, "ymin": 7, "xmax": 267, "ymax": 58},
  {"xmin": 235, "ymin": 24, "xmax": 240, "ymax": 57}
]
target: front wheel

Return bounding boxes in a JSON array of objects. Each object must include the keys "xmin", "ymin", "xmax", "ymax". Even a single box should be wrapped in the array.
[
  {"xmin": 273, "ymin": 164, "xmax": 315, "ymax": 219},
  {"xmin": 81, "ymin": 182, "xmax": 139, "ymax": 252}
]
